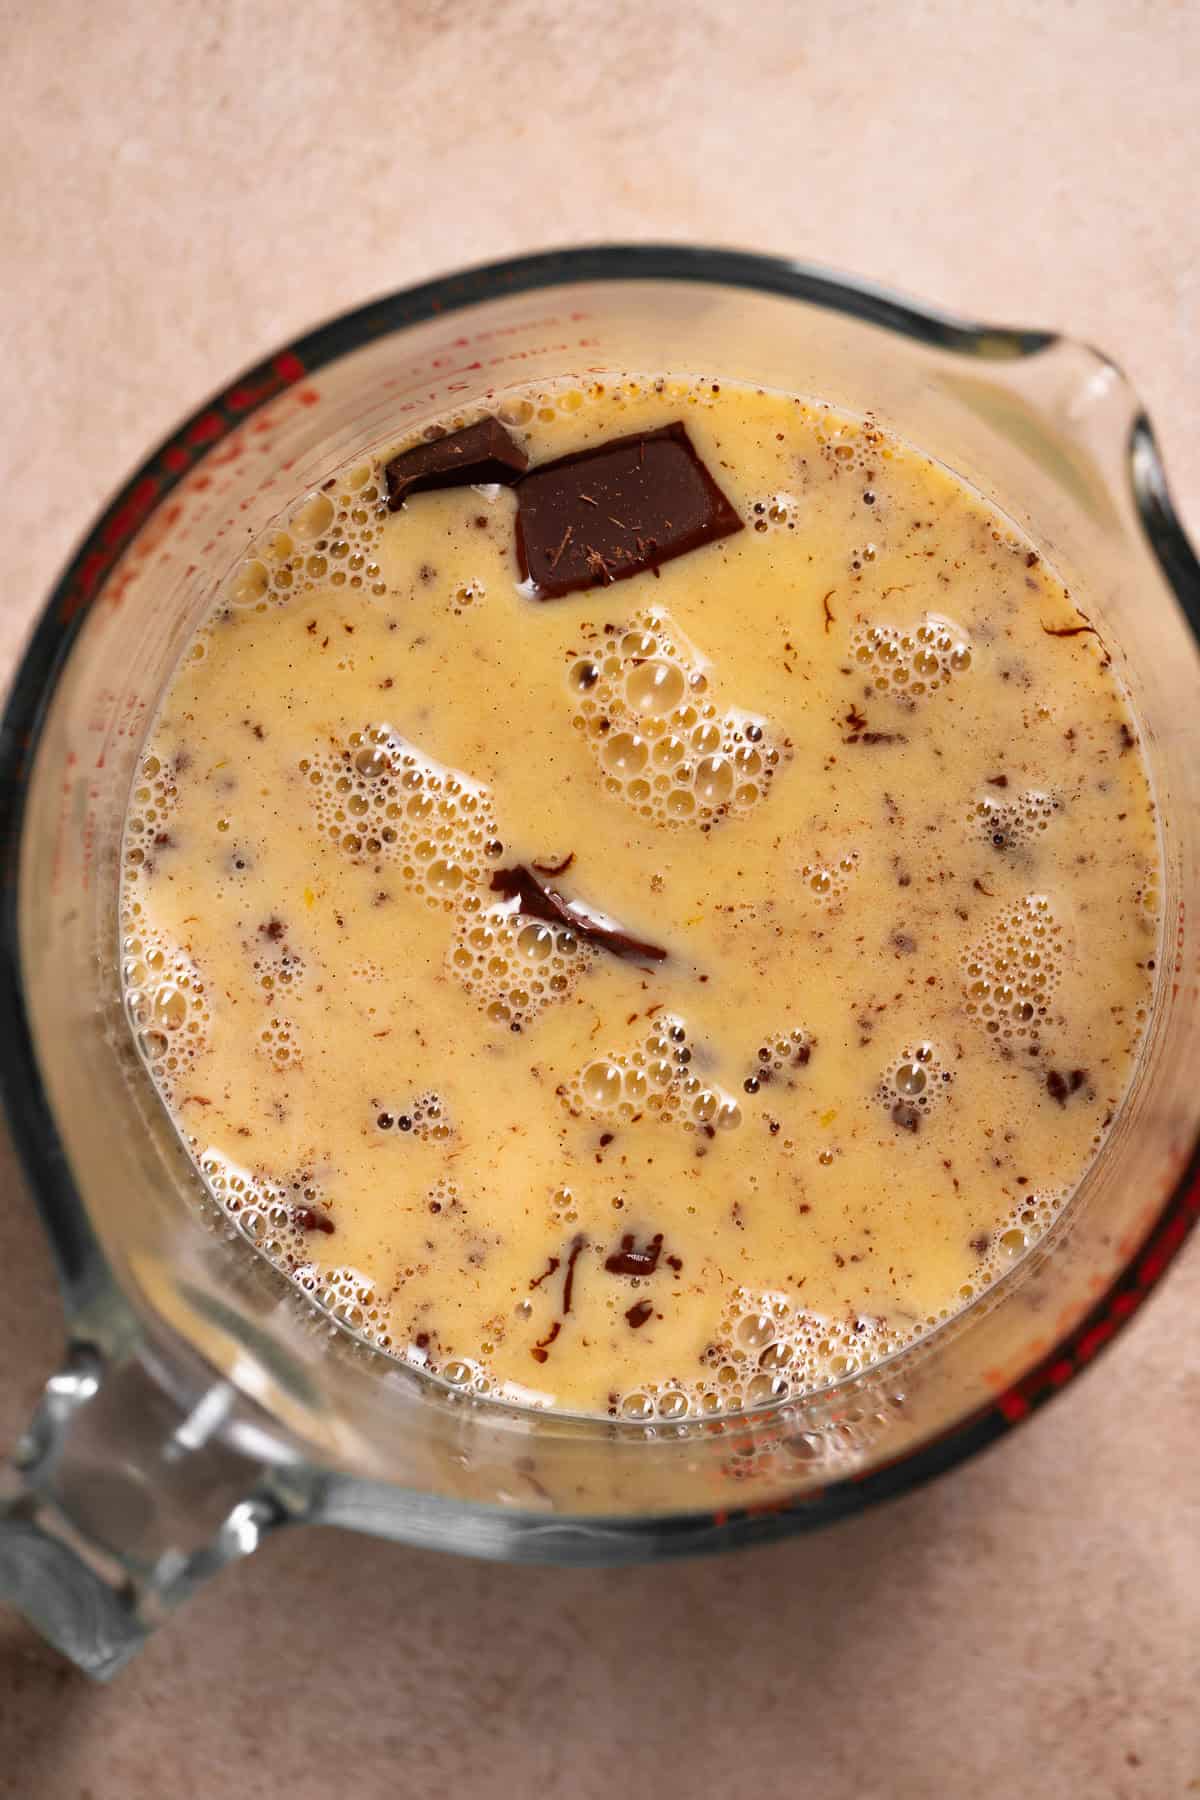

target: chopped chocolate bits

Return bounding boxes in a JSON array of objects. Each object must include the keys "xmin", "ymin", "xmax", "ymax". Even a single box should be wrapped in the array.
[
  {"xmin": 384, "ymin": 417, "xmax": 528, "ymax": 511},
  {"xmin": 624, "ymin": 1299, "xmax": 654, "ymax": 1330},
  {"xmin": 515, "ymin": 421, "xmax": 743, "ymax": 598}
]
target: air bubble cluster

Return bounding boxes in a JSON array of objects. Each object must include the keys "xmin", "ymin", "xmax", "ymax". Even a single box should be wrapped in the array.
[
  {"xmin": 851, "ymin": 615, "xmax": 973, "ymax": 696},
  {"xmin": 258, "ymin": 1013, "xmax": 301, "ymax": 1070},
  {"xmin": 969, "ymin": 1186, "xmax": 1068, "ymax": 1287},
  {"xmin": 374, "ymin": 1092, "xmax": 453, "ymax": 1142},
  {"xmin": 566, "ymin": 610, "xmax": 789, "ymax": 830},
  {"xmin": 122, "ymin": 925, "xmax": 211, "ymax": 1090},
  {"xmin": 305, "ymin": 728, "xmax": 600, "ymax": 1029},
  {"xmin": 972, "ymin": 789, "xmax": 1057, "ymax": 852},
  {"xmin": 198, "ymin": 1152, "xmax": 389, "ymax": 1338},
  {"xmin": 304, "ymin": 726, "xmax": 498, "ymax": 903},
  {"xmin": 801, "ymin": 849, "xmax": 859, "ymax": 905},
  {"xmin": 230, "ymin": 468, "xmax": 388, "ymax": 610},
  {"xmin": 122, "ymin": 752, "xmax": 181, "ymax": 880},
  {"xmin": 613, "ymin": 1291, "xmax": 908, "ymax": 1421},
  {"xmin": 817, "ymin": 419, "xmax": 886, "ymax": 476},
  {"xmin": 449, "ymin": 906, "xmax": 594, "ymax": 1031},
  {"xmin": 878, "ymin": 1041, "xmax": 952, "ymax": 1125},
  {"xmin": 561, "ymin": 1014, "xmax": 742, "ymax": 1134},
  {"xmin": 749, "ymin": 493, "xmax": 801, "ymax": 534},
  {"xmin": 962, "ymin": 894, "xmax": 1065, "ymax": 1041}
]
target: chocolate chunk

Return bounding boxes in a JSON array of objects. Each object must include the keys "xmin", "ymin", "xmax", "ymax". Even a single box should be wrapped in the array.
[
  {"xmin": 625, "ymin": 1299, "xmax": 654, "ymax": 1330},
  {"xmin": 515, "ymin": 421, "xmax": 743, "ymax": 598},
  {"xmin": 294, "ymin": 1206, "xmax": 335, "ymax": 1235},
  {"xmin": 604, "ymin": 1232, "xmax": 665, "ymax": 1277},
  {"xmin": 490, "ymin": 865, "xmax": 667, "ymax": 964},
  {"xmin": 384, "ymin": 417, "xmax": 528, "ymax": 511},
  {"xmin": 1047, "ymin": 1067, "xmax": 1088, "ymax": 1105}
]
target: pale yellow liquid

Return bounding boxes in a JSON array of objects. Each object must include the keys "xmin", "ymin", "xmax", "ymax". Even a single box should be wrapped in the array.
[{"xmin": 121, "ymin": 377, "xmax": 1159, "ymax": 1420}]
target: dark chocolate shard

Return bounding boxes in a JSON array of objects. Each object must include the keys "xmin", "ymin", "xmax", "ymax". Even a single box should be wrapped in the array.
[
  {"xmin": 561, "ymin": 1234, "xmax": 587, "ymax": 1313},
  {"xmin": 490, "ymin": 865, "xmax": 667, "ymax": 965},
  {"xmin": 384, "ymin": 418, "xmax": 528, "ymax": 512},
  {"xmin": 515, "ymin": 421, "xmax": 743, "ymax": 599},
  {"xmin": 625, "ymin": 1299, "xmax": 654, "ymax": 1330}
]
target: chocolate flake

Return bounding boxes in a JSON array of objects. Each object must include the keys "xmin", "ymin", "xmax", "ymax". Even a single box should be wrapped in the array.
[
  {"xmin": 384, "ymin": 417, "xmax": 528, "ymax": 511},
  {"xmin": 531, "ymin": 1320, "xmax": 561, "ymax": 1364},
  {"xmin": 515, "ymin": 421, "xmax": 743, "ymax": 599},
  {"xmin": 531, "ymin": 850, "xmax": 576, "ymax": 877},
  {"xmin": 625, "ymin": 1299, "xmax": 654, "ymax": 1330},
  {"xmin": 529, "ymin": 1255, "xmax": 560, "ymax": 1291},
  {"xmin": 562, "ymin": 1234, "xmax": 586, "ymax": 1314},
  {"xmin": 490, "ymin": 865, "xmax": 667, "ymax": 964}
]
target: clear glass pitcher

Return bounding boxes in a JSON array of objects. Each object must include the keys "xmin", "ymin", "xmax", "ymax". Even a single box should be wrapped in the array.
[{"xmin": 2, "ymin": 247, "xmax": 1197, "ymax": 1678}]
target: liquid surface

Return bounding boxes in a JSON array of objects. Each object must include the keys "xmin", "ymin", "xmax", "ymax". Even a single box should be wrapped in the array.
[{"xmin": 121, "ymin": 377, "xmax": 1159, "ymax": 1419}]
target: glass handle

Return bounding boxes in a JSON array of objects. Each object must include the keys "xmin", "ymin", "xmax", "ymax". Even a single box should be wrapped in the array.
[{"xmin": 0, "ymin": 1342, "xmax": 295, "ymax": 1679}]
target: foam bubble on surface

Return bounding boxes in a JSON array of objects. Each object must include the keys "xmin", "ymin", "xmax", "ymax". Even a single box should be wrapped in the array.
[
  {"xmin": 373, "ymin": 1091, "xmax": 454, "ymax": 1143},
  {"xmin": 609, "ymin": 1289, "xmax": 911, "ymax": 1421},
  {"xmin": 851, "ymin": 614, "xmax": 973, "ymax": 698},
  {"xmin": 748, "ymin": 492, "xmax": 802, "ymax": 534},
  {"xmin": 122, "ymin": 752, "xmax": 182, "ymax": 882},
  {"xmin": 566, "ymin": 609, "xmax": 790, "ymax": 830},
  {"xmin": 304, "ymin": 724, "xmax": 498, "ymax": 902},
  {"xmin": 230, "ymin": 472, "xmax": 388, "ymax": 611},
  {"xmin": 307, "ymin": 728, "xmax": 601, "ymax": 1030},
  {"xmin": 878, "ymin": 1040, "xmax": 953, "ymax": 1128},
  {"xmin": 971, "ymin": 788, "xmax": 1058, "ymax": 852},
  {"xmin": 560, "ymin": 1013, "xmax": 742, "ymax": 1134},
  {"xmin": 449, "ymin": 904, "xmax": 595, "ymax": 1030},
  {"xmin": 122, "ymin": 923, "xmax": 212, "ymax": 1089},
  {"xmin": 800, "ymin": 849, "xmax": 860, "ymax": 905},
  {"xmin": 962, "ymin": 893, "xmax": 1066, "ymax": 1042}
]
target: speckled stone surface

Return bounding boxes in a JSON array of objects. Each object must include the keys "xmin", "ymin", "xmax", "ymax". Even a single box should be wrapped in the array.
[{"xmin": 1, "ymin": 2, "xmax": 1198, "ymax": 1794}]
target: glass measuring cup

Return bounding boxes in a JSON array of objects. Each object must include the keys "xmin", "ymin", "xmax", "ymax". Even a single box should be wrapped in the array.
[{"xmin": 1, "ymin": 246, "xmax": 1197, "ymax": 1677}]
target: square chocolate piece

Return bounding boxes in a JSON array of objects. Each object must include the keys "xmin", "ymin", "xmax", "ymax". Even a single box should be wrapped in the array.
[{"xmin": 515, "ymin": 421, "xmax": 743, "ymax": 598}]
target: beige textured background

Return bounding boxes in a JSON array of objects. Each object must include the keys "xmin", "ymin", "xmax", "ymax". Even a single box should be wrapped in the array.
[{"xmin": 1, "ymin": 2, "xmax": 1198, "ymax": 1795}]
